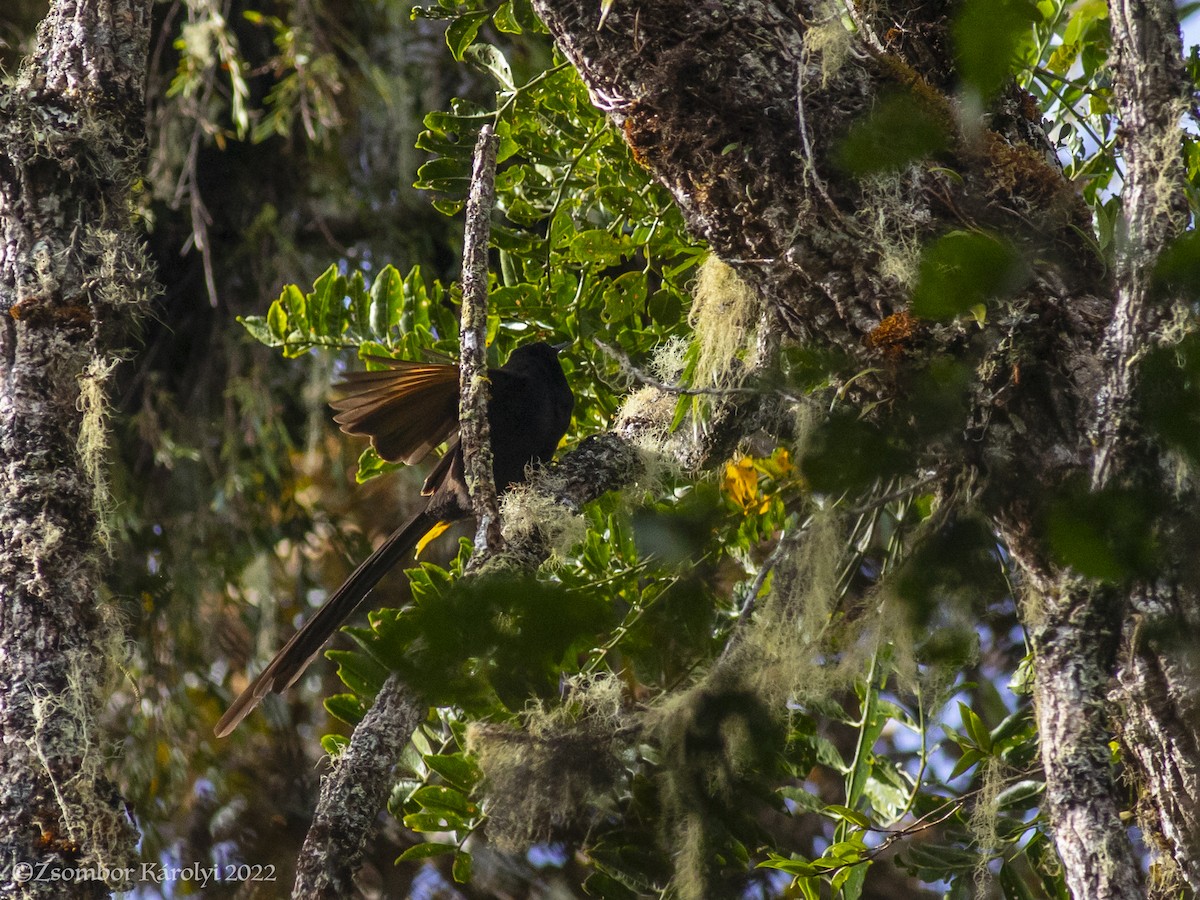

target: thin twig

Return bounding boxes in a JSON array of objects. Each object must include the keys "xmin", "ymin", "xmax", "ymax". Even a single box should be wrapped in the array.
[{"xmin": 459, "ymin": 124, "xmax": 502, "ymax": 560}]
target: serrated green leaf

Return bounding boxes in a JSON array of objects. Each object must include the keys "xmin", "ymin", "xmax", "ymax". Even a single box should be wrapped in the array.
[
  {"xmin": 239, "ymin": 315, "xmax": 274, "ymax": 345},
  {"xmin": 369, "ymin": 265, "xmax": 404, "ymax": 338}
]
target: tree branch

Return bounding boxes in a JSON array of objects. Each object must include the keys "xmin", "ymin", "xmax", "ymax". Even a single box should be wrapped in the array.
[
  {"xmin": 292, "ymin": 676, "xmax": 425, "ymax": 898},
  {"xmin": 458, "ymin": 124, "xmax": 502, "ymax": 561}
]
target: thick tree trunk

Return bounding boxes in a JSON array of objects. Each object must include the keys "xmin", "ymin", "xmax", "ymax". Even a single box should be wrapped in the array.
[
  {"xmin": 531, "ymin": 0, "xmax": 1193, "ymax": 895},
  {"xmin": 0, "ymin": 1, "xmax": 154, "ymax": 895},
  {"xmin": 1100, "ymin": 1, "xmax": 1199, "ymax": 893}
]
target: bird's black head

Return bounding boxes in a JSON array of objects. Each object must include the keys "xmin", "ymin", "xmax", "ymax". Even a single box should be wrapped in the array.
[
  {"xmin": 501, "ymin": 340, "xmax": 574, "ymax": 425},
  {"xmin": 505, "ymin": 340, "xmax": 566, "ymax": 371}
]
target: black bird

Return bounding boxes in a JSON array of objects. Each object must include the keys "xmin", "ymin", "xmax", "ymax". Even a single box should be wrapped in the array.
[{"xmin": 215, "ymin": 341, "xmax": 574, "ymax": 737}]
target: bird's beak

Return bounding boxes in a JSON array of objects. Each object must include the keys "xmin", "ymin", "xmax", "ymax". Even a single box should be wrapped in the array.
[{"xmin": 551, "ymin": 340, "xmax": 571, "ymax": 353}]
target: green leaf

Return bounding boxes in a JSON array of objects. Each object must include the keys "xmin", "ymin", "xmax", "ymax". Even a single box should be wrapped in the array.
[
  {"xmin": 412, "ymin": 785, "xmax": 478, "ymax": 817},
  {"xmin": 1142, "ymin": 332, "xmax": 1200, "ymax": 462},
  {"xmin": 954, "ymin": 0, "xmax": 1040, "ymax": 97},
  {"xmin": 464, "ymin": 43, "xmax": 514, "ymax": 89},
  {"xmin": 999, "ymin": 862, "xmax": 1039, "ymax": 900},
  {"xmin": 493, "ymin": 1, "xmax": 522, "ymax": 33},
  {"xmin": 404, "ymin": 810, "xmax": 469, "ymax": 833},
  {"xmin": 571, "ymin": 229, "xmax": 628, "ymax": 265},
  {"xmin": 910, "ymin": 231, "xmax": 1028, "ymax": 320},
  {"xmin": 397, "ymin": 841, "xmax": 457, "ymax": 862},
  {"xmin": 324, "ymin": 692, "xmax": 367, "ymax": 727},
  {"xmin": 1152, "ymin": 229, "xmax": 1200, "ymax": 301},
  {"xmin": 800, "ymin": 412, "xmax": 913, "ymax": 493},
  {"xmin": 510, "ymin": 0, "xmax": 541, "ymax": 32},
  {"xmin": 424, "ymin": 753, "xmax": 481, "ymax": 791},
  {"xmin": 267, "ymin": 296, "xmax": 290, "ymax": 341},
  {"xmin": 452, "ymin": 850, "xmax": 473, "ymax": 883},
  {"xmin": 348, "ymin": 270, "xmax": 370, "ymax": 336},
  {"xmin": 1045, "ymin": 478, "xmax": 1160, "ymax": 583},
  {"xmin": 898, "ymin": 841, "xmax": 981, "ymax": 877},
  {"xmin": 370, "ymin": 265, "xmax": 404, "ymax": 337},
  {"xmin": 836, "ymin": 90, "xmax": 950, "ymax": 175},
  {"xmin": 445, "ymin": 11, "xmax": 488, "ymax": 61},
  {"xmin": 958, "ymin": 701, "xmax": 993, "ymax": 752},
  {"xmin": 320, "ymin": 733, "xmax": 349, "ymax": 756},
  {"xmin": 824, "ymin": 804, "xmax": 871, "ymax": 828},
  {"xmin": 995, "ymin": 779, "xmax": 1044, "ymax": 810},
  {"xmin": 949, "ymin": 747, "xmax": 984, "ymax": 779},
  {"xmin": 238, "ymin": 314, "xmax": 273, "ymax": 346},
  {"xmin": 863, "ymin": 764, "xmax": 911, "ymax": 823},
  {"xmin": 757, "ymin": 855, "xmax": 818, "ymax": 877},
  {"xmin": 602, "ymin": 271, "xmax": 646, "ymax": 322}
]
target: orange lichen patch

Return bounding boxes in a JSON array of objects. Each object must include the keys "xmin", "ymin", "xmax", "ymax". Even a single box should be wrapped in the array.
[
  {"xmin": 622, "ymin": 107, "xmax": 661, "ymax": 169},
  {"xmin": 980, "ymin": 132, "xmax": 1068, "ymax": 207},
  {"xmin": 866, "ymin": 309, "xmax": 920, "ymax": 357},
  {"xmin": 1018, "ymin": 89, "xmax": 1041, "ymax": 124},
  {"xmin": 9, "ymin": 299, "xmax": 93, "ymax": 326}
]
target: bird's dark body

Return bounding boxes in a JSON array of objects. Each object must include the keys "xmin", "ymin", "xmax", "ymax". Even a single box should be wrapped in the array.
[
  {"xmin": 215, "ymin": 342, "xmax": 572, "ymax": 736},
  {"xmin": 425, "ymin": 343, "xmax": 572, "ymax": 520}
]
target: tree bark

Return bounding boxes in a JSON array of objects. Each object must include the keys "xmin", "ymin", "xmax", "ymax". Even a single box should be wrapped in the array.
[
  {"xmin": 0, "ymin": 0, "xmax": 154, "ymax": 895},
  {"xmin": 293, "ymin": 676, "xmax": 424, "ymax": 899},
  {"xmin": 1100, "ymin": 1, "xmax": 1199, "ymax": 893}
]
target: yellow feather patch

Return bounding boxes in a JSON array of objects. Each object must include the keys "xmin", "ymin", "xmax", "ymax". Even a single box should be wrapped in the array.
[{"xmin": 415, "ymin": 521, "xmax": 453, "ymax": 557}]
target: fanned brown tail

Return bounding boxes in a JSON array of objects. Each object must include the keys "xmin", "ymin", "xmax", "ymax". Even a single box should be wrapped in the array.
[{"xmin": 214, "ymin": 508, "xmax": 438, "ymax": 737}]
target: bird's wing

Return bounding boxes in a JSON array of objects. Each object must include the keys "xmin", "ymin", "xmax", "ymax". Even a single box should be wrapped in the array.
[{"xmin": 330, "ymin": 357, "xmax": 460, "ymax": 465}]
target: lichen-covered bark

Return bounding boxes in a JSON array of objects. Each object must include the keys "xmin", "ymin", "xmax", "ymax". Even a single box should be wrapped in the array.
[
  {"xmin": 458, "ymin": 125, "xmax": 503, "ymax": 561},
  {"xmin": 1100, "ymin": 1, "xmax": 1199, "ymax": 892},
  {"xmin": 534, "ymin": 0, "xmax": 1108, "ymax": 499},
  {"xmin": 1024, "ymin": 576, "xmax": 1144, "ymax": 899},
  {"xmin": 293, "ymin": 676, "xmax": 424, "ymax": 898},
  {"xmin": 1116, "ymin": 583, "xmax": 1200, "ymax": 891},
  {"xmin": 530, "ymin": 0, "xmax": 1195, "ymax": 896},
  {"xmin": 0, "ymin": 0, "xmax": 154, "ymax": 895},
  {"xmin": 1092, "ymin": 0, "xmax": 1188, "ymax": 484}
]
